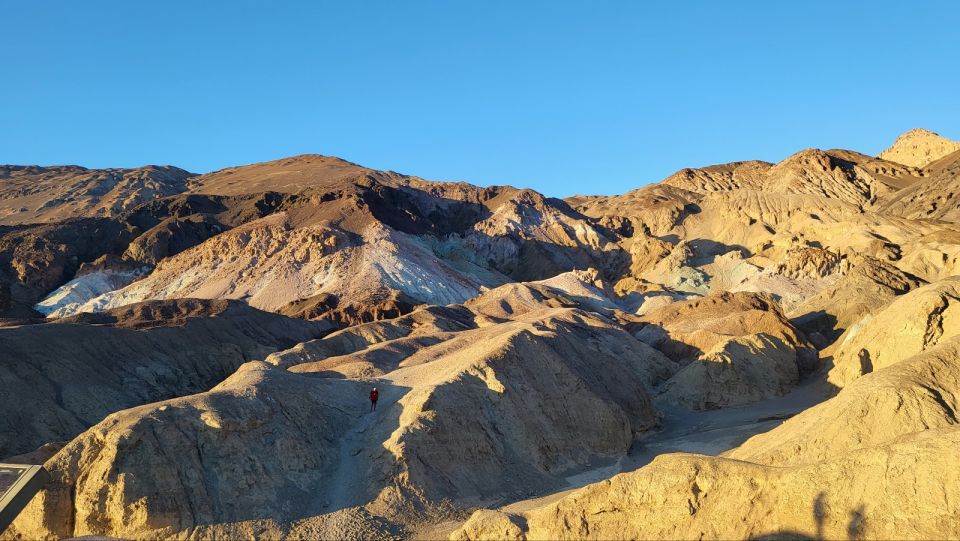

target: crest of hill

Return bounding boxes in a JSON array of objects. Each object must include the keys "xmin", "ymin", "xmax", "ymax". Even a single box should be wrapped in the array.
[
  {"xmin": 659, "ymin": 160, "xmax": 771, "ymax": 193},
  {"xmin": 186, "ymin": 154, "xmax": 395, "ymax": 195},
  {"xmin": 187, "ymin": 154, "xmax": 532, "ymax": 222},
  {"xmin": 574, "ymin": 144, "xmax": 925, "ymax": 217},
  {"xmin": 0, "ymin": 164, "xmax": 194, "ymax": 225},
  {"xmin": 33, "ymin": 158, "xmax": 626, "ymax": 325},
  {"xmin": 674, "ymin": 149, "xmax": 917, "ymax": 205},
  {"xmin": 877, "ymin": 128, "xmax": 960, "ymax": 168}
]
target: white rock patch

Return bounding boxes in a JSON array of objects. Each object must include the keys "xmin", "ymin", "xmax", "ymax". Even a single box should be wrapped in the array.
[{"xmin": 35, "ymin": 267, "xmax": 150, "ymax": 318}]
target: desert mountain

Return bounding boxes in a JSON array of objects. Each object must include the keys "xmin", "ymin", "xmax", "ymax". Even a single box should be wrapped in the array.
[
  {"xmin": 877, "ymin": 127, "xmax": 960, "ymax": 168},
  {"xmin": 185, "ymin": 154, "xmax": 385, "ymax": 195},
  {"xmin": 4, "ymin": 128, "xmax": 960, "ymax": 540},
  {"xmin": 27, "ymin": 158, "xmax": 623, "ymax": 326},
  {"xmin": 0, "ymin": 165, "xmax": 194, "ymax": 225}
]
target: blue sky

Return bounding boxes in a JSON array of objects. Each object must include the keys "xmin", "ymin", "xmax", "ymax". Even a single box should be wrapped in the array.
[{"xmin": 2, "ymin": 1, "xmax": 958, "ymax": 196}]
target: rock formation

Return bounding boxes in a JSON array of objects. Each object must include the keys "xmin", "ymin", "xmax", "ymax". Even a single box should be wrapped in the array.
[
  {"xmin": 4, "ymin": 128, "xmax": 960, "ymax": 540},
  {"xmin": 827, "ymin": 276, "xmax": 960, "ymax": 388},
  {"xmin": 877, "ymin": 128, "xmax": 960, "ymax": 168}
]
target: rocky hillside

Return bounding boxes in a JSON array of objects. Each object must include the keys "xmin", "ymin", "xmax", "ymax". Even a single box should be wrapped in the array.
[
  {"xmin": 3, "ymin": 128, "xmax": 960, "ymax": 540},
  {"xmin": 0, "ymin": 165, "xmax": 195, "ymax": 225},
  {"xmin": 877, "ymin": 128, "xmax": 960, "ymax": 168}
]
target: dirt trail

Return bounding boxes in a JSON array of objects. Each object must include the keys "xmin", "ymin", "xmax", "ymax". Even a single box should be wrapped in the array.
[{"xmin": 323, "ymin": 382, "xmax": 406, "ymax": 513}]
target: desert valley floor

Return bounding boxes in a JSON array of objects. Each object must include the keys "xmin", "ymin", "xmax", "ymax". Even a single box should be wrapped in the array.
[{"xmin": 2, "ymin": 128, "xmax": 960, "ymax": 539}]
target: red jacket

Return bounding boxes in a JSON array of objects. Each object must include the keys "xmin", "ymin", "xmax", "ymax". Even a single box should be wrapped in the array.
[{"xmin": 370, "ymin": 389, "xmax": 379, "ymax": 402}]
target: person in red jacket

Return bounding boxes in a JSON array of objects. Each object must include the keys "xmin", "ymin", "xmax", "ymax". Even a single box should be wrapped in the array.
[{"xmin": 369, "ymin": 387, "xmax": 379, "ymax": 412}]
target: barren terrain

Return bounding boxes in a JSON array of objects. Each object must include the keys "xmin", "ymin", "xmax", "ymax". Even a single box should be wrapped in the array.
[{"xmin": 4, "ymin": 129, "xmax": 960, "ymax": 540}]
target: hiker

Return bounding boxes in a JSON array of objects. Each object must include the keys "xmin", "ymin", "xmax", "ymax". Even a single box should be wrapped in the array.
[{"xmin": 369, "ymin": 387, "xmax": 379, "ymax": 412}]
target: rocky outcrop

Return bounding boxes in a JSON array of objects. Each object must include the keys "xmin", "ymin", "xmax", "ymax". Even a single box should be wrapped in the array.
[
  {"xmin": 629, "ymin": 292, "xmax": 814, "ymax": 409},
  {"xmin": 464, "ymin": 269, "xmax": 619, "ymax": 322},
  {"xmin": 828, "ymin": 277, "xmax": 960, "ymax": 387},
  {"xmin": 33, "ymin": 257, "xmax": 150, "ymax": 317},
  {"xmin": 61, "ymin": 216, "xmax": 505, "ymax": 323},
  {"xmin": 876, "ymin": 148, "xmax": 960, "ymax": 221},
  {"xmin": 5, "ymin": 362, "xmax": 360, "ymax": 539},
  {"xmin": 265, "ymin": 304, "xmax": 479, "ymax": 369},
  {"xmin": 632, "ymin": 291, "xmax": 811, "ymax": 364},
  {"xmin": 0, "ymin": 217, "xmax": 141, "ymax": 300},
  {"xmin": 878, "ymin": 128, "xmax": 960, "ymax": 168},
  {"xmin": 463, "ymin": 190, "xmax": 626, "ymax": 282},
  {"xmin": 373, "ymin": 309, "xmax": 664, "ymax": 507},
  {"xmin": 657, "ymin": 333, "xmax": 801, "ymax": 410},
  {"xmin": 786, "ymin": 255, "xmax": 919, "ymax": 342},
  {"xmin": 643, "ymin": 149, "xmax": 904, "ymax": 207},
  {"xmin": 763, "ymin": 149, "xmax": 891, "ymax": 206},
  {"xmin": 452, "ymin": 329, "xmax": 960, "ymax": 540},
  {"xmin": 3, "ymin": 191, "xmax": 309, "ymax": 318},
  {"xmin": 660, "ymin": 161, "xmax": 770, "ymax": 193},
  {"xmin": 569, "ymin": 184, "xmax": 701, "ymax": 238}
]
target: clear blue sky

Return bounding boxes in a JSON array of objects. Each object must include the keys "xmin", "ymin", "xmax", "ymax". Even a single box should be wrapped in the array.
[{"xmin": 2, "ymin": 1, "xmax": 958, "ymax": 196}]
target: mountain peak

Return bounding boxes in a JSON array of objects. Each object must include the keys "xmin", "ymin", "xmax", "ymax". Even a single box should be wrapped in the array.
[{"xmin": 878, "ymin": 128, "xmax": 960, "ymax": 168}]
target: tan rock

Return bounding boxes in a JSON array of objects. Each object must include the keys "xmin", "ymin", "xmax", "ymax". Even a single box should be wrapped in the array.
[
  {"xmin": 660, "ymin": 161, "xmax": 770, "ymax": 193},
  {"xmin": 877, "ymin": 128, "xmax": 960, "ymax": 168},
  {"xmin": 787, "ymin": 255, "xmax": 918, "ymax": 343},
  {"xmin": 452, "ymin": 427, "xmax": 960, "ymax": 540},
  {"xmin": 729, "ymin": 336, "xmax": 960, "ymax": 466},
  {"xmin": 877, "ymin": 148, "xmax": 960, "ymax": 221},
  {"xmin": 763, "ymin": 149, "xmax": 891, "ymax": 206},
  {"xmin": 450, "ymin": 510, "xmax": 524, "ymax": 541},
  {"xmin": 632, "ymin": 291, "xmax": 810, "ymax": 364},
  {"xmin": 828, "ymin": 276, "xmax": 960, "ymax": 387},
  {"xmin": 657, "ymin": 333, "xmax": 801, "ymax": 410}
]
